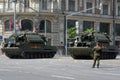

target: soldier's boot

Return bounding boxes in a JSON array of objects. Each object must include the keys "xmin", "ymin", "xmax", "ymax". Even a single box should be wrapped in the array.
[
  {"xmin": 92, "ymin": 64, "xmax": 95, "ymax": 68},
  {"xmin": 97, "ymin": 64, "xmax": 99, "ymax": 68},
  {"xmin": 92, "ymin": 66, "xmax": 95, "ymax": 68}
]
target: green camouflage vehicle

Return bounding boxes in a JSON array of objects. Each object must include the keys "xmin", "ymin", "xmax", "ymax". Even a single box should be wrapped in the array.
[
  {"xmin": 68, "ymin": 32, "xmax": 118, "ymax": 59},
  {"xmin": 1, "ymin": 32, "xmax": 57, "ymax": 59}
]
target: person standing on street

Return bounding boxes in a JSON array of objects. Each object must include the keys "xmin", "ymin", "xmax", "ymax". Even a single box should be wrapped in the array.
[{"xmin": 92, "ymin": 42, "xmax": 102, "ymax": 68}]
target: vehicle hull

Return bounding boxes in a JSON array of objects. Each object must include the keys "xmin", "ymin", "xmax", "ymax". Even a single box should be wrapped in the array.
[
  {"xmin": 2, "ymin": 46, "xmax": 57, "ymax": 59},
  {"xmin": 68, "ymin": 47, "xmax": 118, "ymax": 59}
]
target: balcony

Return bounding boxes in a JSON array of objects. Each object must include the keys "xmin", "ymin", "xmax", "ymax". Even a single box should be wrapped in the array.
[
  {"xmin": 0, "ymin": 7, "xmax": 62, "ymax": 14},
  {"xmin": 65, "ymin": 11, "xmax": 120, "ymax": 20}
]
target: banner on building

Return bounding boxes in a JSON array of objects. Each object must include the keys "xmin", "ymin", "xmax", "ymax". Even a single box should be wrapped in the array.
[
  {"xmin": 19, "ymin": 19, "xmax": 22, "ymax": 29},
  {"xmin": 9, "ymin": 19, "xmax": 13, "ymax": 30}
]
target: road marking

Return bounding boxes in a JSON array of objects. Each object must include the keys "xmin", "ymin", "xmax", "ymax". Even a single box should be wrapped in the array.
[
  {"xmin": 100, "ymin": 72, "xmax": 120, "ymax": 76},
  {"xmin": 93, "ymin": 70, "xmax": 120, "ymax": 76},
  {"xmin": 51, "ymin": 75, "xmax": 75, "ymax": 80},
  {"xmin": 0, "ymin": 69, "xmax": 13, "ymax": 72}
]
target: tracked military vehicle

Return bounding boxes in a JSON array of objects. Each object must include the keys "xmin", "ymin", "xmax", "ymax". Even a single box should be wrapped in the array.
[
  {"xmin": 1, "ymin": 32, "xmax": 57, "ymax": 59},
  {"xmin": 68, "ymin": 32, "xmax": 118, "ymax": 59}
]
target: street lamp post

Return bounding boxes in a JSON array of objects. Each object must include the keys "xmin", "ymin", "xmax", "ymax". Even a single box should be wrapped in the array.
[
  {"xmin": 12, "ymin": 0, "xmax": 17, "ymax": 33},
  {"xmin": 65, "ymin": 15, "xmax": 67, "ymax": 56},
  {"xmin": 65, "ymin": 2, "xmax": 102, "ymax": 56},
  {"xmin": 45, "ymin": 18, "xmax": 47, "ymax": 37},
  {"xmin": 112, "ymin": 0, "xmax": 115, "ymax": 46}
]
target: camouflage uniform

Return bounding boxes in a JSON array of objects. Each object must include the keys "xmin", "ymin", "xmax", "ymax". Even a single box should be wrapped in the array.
[{"xmin": 92, "ymin": 43, "xmax": 102, "ymax": 68}]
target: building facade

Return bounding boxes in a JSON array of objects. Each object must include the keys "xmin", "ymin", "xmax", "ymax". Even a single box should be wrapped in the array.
[{"xmin": 0, "ymin": 0, "xmax": 120, "ymax": 48}]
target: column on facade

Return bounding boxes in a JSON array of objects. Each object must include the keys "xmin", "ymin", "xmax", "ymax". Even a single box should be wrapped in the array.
[
  {"xmin": 75, "ymin": 0, "xmax": 78, "ymax": 11},
  {"xmin": 59, "ymin": 23, "xmax": 64, "ymax": 46},
  {"xmin": 0, "ymin": 20, "xmax": 2, "ymax": 38},
  {"xmin": 110, "ymin": 23, "xmax": 113, "ymax": 36},
  {"xmin": 110, "ymin": 23, "xmax": 114, "ymax": 45},
  {"xmin": 52, "ymin": 17, "xmax": 60, "ymax": 46},
  {"xmin": 58, "ymin": 15, "xmax": 64, "ymax": 46},
  {"xmin": 66, "ymin": 0, "xmax": 68, "ymax": 11},
  {"xmin": 95, "ymin": 0, "xmax": 101, "ymax": 14},
  {"xmin": 33, "ymin": 18, "xmax": 39, "ymax": 32},
  {"xmin": 51, "ymin": 0, "xmax": 53, "ymax": 12},
  {"xmin": 79, "ymin": 0, "xmax": 83, "ymax": 11},
  {"xmin": 78, "ymin": 20, "xmax": 83, "ymax": 33},
  {"xmin": 94, "ymin": 21, "xmax": 100, "ymax": 32}
]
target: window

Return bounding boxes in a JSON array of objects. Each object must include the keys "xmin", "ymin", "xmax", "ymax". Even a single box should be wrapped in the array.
[
  {"xmin": 118, "ymin": 6, "xmax": 120, "ymax": 16},
  {"xmin": 24, "ymin": 0, "xmax": 29, "ymax": 8},
  {"xmin": 117, "ymin": 0, "xmax": 120, "ymax": 16},
  {"xmin": 39, "ymin": 20, "xmax": 51, "ymax": 33},
  {"xmin": 42, "ymin": 0, "xmax": 47, "ymax": 10},
  {"xmin": 115, "ymin": 41, "xmax": 120, "ymax": 48},
  {"xmin": 21, "ymin": 19, "xmax": 33, "ymax": 31},
  {"xmin": 102, "ymin": 4, "xmax": 108, "ymax": 15},
  {"xmin": 100, "ymin": 23, "xmax": 110, "ymax": 34},
  {"xmin": 67, "ymin": 20, "xmax": 76, "ymax": 29},
  {"xmin": 5, "ymin": 19, "xmax": 13, "ymax": 31},
  {"xmin": 8, "ymin": 0, "xmax": 12, "ymax": 10},
  {"xmin": 115, "ymin": 24, "xmax": 120, "ymax": 36},
  {"xmin": 53, "ymin": 0, "xmax": 58, "ymax": 12},
  {"xmin": 68, "ymin": 0, "xmax": 75, "ymax": 11},
  {"xmin": 86, "ymin": 2, "xmax": 92, "ymax": 13},
  {"xmin": 117, "ymin": 0, "xmax": 120, "ymax": 2},
  {"xmin": 83, "ymin": 21, "xmax": 94, "ymax": 31}
]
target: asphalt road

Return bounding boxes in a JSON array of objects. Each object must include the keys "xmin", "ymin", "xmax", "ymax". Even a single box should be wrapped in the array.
[{"xmin": 0, "ymin": 55, "xmax": 120, "ymax": 80}]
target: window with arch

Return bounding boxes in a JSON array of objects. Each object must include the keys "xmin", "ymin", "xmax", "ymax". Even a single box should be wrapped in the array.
[
  {"xmin": 5, "ymin": 19, "xmax": 13, "ymax": 31},
  {"xmin": 21, "ymin": 19, "xmax": 33, "ymax": 31},
  {"xmin": 39, "ymin": 20, "xmax": 51, "ymax": 33}
]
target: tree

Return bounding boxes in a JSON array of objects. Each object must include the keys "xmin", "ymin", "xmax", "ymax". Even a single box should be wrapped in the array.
[
  {"xmin": 67, "ymin": 27, "xmax": 76, "ymax": 39},
  {"xmin": 84, "ymin": 28, "xmax": 94, "ymax": 33},
  {"xmin": 67, "ymin": 27, "xmax": 94, "ymax": 40}
]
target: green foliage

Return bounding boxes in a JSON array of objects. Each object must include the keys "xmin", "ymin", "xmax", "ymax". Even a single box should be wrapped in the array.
[
  {"xmin": 67, "ymin": 27, "xmax": 76, "ymax": 39},
  {"xmin": 84, "ymin": 28, "xmax": 94, "ymax": 33},
  {"xmin": 67, "ymin": 27, "xmax": 94, "ymax": 39}
]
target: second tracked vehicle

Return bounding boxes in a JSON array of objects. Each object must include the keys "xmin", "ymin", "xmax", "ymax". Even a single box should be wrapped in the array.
[{"xmin": 68, "ymin": 32, "xmax": 118, "ymax": 59}]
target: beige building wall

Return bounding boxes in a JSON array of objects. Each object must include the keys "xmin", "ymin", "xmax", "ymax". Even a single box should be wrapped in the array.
[{"xmin": 0, "ymin": 0, "xmax": 120, "ymax": 47}]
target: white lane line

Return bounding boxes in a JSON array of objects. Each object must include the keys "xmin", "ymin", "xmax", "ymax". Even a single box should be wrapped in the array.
[
  {"xmin": 51, "ymin": 75, "xmax": 75, "ymax": 80},
  {"xmin": 93, "ymin": 70, "xmax": 120, "ymax": 76},
  {"xmin": 99, "ymin": 72, "xmax": 120, "ymax": 76},
  {"xmin": 0, "ymin": 69, "xmax": 13, "ymax": 72}
]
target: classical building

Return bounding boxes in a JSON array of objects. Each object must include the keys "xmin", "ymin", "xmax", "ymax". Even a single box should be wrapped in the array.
[{"xmin": 0, "ymin": 0, "xmax": 120, "ymax": 48}]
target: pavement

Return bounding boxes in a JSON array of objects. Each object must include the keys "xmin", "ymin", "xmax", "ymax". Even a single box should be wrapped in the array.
[{"xmin": 0, "ymin": 49, "xmax": 120, "ymax": 67}]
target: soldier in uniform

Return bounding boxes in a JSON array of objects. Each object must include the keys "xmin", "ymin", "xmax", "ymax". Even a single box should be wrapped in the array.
[{"xmin": 92, "ymin": 42, "xmax": 102, "ymax": 68}]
